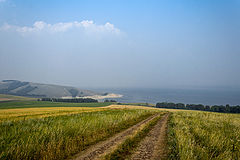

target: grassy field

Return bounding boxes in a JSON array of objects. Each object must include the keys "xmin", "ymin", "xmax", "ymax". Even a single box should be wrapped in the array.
[
  {"xmin": 0, "ymin": 105, "xmax": 158, "ymax": 160},
  {"xmin": 119, "ymin": 103, "xmax": 155, "ymax": 107},
  {"xmin": 0, "ymin": 94, "xmax": 36, "ymax": 101},
  {"xmin": 112, "ymin": 106, "xmax": 240, "ymax": 159},
  {"xmin": 0, "ymin": 101, "xmax": 113, "ymax": 109},
  {"xmin": 0, "ymin": 107, "xmax": 110, "ymax": 122},
  {"xmin": 1, "ymin": 102, "xmax": 239, "ymax": 160},
  {"xmin": 168, "ymin": 111, "xmax": 240, "ymax": 160},
  {"xmin": 0, "ymin": 100, "xmax": 115, "ymax": 122}
]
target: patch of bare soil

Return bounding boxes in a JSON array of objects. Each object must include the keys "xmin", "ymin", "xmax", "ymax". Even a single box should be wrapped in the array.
[
  {"xmin": 130, "ymin": 113, "xmax": 169, "ymax": 160},
  {"xmin": 71, "ymin": 114, "xmax": 160, "ymax": 160}
]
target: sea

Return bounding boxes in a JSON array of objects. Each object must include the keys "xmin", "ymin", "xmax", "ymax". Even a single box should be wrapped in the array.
[{"xmin": 91, "ymin": 88, "xmax": 240, "ymax": 106}]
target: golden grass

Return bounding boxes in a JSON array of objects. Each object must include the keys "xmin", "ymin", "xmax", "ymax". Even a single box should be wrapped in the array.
[
  {"xmin": 106, "ymin": 105, "xmax": 193, "ymax": 112},
  {"xmin": 113, "ymin": 105, "xmax": 240, "ymax": 159},
  {"xmin": 0, "ymin": 109, "xmax": 157, "ymax": 160},
  {"xmin": 106, "ymin": 105, "xmax": 160, "ymax": 110},
  {"xmin": 2, "ymin": 103, "xmax": 239, "ymax": 159},
  {"xmin": 0, "ymin": 107, "xmax": 108, "ymax": 122},
  {"xmin": 0, "ymin": 104, "xmax": 166, "ymax": 122},
  {"xmin": 0, "ymin": 104, "xmax": 140, "ymax": 122}
]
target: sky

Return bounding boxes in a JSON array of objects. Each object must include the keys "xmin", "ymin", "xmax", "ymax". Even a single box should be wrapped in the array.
[{"xmin": 0, "ymin": 0, "xmax": 240, "ymax": 89}]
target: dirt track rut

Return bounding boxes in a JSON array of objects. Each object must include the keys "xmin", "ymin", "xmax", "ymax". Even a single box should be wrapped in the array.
[
  {"xmin": 71, "ymin": 114, "xmax": 160, "ymax": 160},
  {"xmin": 130, "ymin": 113, "xmax": 169, "ymax": 160}
]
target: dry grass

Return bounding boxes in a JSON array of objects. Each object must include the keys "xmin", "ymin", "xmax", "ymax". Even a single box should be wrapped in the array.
[
  {"xmin": 106, "ymin": 105, "xmax": 160, "ymax": 110},
  {"xmin": 0, "ymin": 107, "xmax": 108, "ymax": 122},
  {"xmin": 0, "ymin": 104, "xmax": 158, "ymax": 122},
  {"xmin": 2, "ymin": 103, "xmax": 239, "ymax": 159},
  {"xmin": 0, "ymin": 108, "xmax": 157, "ymax": 160},
  {"xmin": 168, "ymin": 111, "xmax": 240, "ymax": 160}
]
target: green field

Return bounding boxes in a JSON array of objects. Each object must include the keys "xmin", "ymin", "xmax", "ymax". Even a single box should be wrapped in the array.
[
  {"xmin": 0, "ymin": 94, "xmax": 36, "ymax": 102},
  {"xmin": 118, "ymin": 102, "xmax": 155, "ymax": 107},
  {"xmin": 0, "ymin": 108, "xmax": 158, "ymax": 159},
  {"xmin": 168, "ymin": 111, "xmax": 240, "ymax": 160},
  {"xmin": 0, "ymin": 101, "xmax": 113, "ymax": 109}
]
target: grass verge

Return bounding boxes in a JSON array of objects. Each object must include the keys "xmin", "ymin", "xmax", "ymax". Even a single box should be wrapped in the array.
[{"xmin": 167, "ymin": 113, "xmax": 179, "ymax": 160}]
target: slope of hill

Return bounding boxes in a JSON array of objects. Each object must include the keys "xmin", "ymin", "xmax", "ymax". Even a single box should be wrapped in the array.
[{"xmin": 0, "ymin": 80, "xmax": 109, "ymax": 98}]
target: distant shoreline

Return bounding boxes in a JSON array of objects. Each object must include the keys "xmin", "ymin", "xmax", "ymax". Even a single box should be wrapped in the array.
[
  {"xmin": 82, "ymin": 93, "xmax": 123, "ymax": 100},
  {"xmin": 62, "ymin": 93, "xmax": 123, "ymax": 100}
]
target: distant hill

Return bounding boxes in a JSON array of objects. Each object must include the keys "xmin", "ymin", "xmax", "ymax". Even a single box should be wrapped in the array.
[{"xmin": 0, "ymin": 80, "xmax": 104, "ymax": 98}]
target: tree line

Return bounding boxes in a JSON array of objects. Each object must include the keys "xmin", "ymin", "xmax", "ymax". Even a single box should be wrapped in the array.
[
  {"xmin": 40, "ymin": 98, "xmax": 98, "ymax": 103},
  {"xmin": 104, "ymin": 99, "xmax": 117, "ymax": 102},
  {"xmin": 156, "ymin": 102, "xmax": 240, "ymax": 113}
]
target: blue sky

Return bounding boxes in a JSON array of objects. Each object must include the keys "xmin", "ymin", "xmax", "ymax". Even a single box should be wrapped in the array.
[{"xmin": 0, "ymin": 0, "xmax": 240, "ymax": 88}]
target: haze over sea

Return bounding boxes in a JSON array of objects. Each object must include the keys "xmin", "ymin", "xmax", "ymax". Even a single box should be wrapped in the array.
[
  {"xmin": 91, "ymin": 88, "xmax": 240, "ymax": 106},
  {"xmin": 1, "ymin": 1, "xmax": 240, "ymax": 106}
]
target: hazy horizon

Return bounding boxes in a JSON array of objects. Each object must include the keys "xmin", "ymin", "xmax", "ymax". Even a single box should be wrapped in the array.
[{"xmin": 1, "ymin": 0, "xmax": 240, "ymax": 89}]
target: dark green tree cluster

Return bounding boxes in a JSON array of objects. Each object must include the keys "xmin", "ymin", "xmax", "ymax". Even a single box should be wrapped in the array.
[
  {"xmin": 104, "ymin": 99, "xmax": 117, "ymax": 102},
  {"xmin": 156, "ymin": 102, "xmax": 240, "ymax": 113},
  {"xmin": 41, "ymin": 98, "xmax": 98, "ymax": 103}
]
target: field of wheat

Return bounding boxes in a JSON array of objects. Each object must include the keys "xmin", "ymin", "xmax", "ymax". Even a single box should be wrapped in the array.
[
  {"xmin": 168, "ymin": 111, "xmax": 240, "ymax": 160},
  {"xmin": 0, "ymin": 107, "xmax": 110, "ymax": 122},
  {"xmin": 0, "ymin": 106, "xmax": 158, "ymax": 159},
  {"xmin": 1, "ymin": 101, "xmax": 240, "ymax": 160}
]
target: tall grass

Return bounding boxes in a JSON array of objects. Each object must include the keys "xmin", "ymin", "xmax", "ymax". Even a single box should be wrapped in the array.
[
  {"xmin": 0, "ymin": 109, "xmax": 157, "ymax": 160},
  {"xmin": 0, "ymin": 107, "xmax": 108, "ymax": 122},
  {"xmin": 168, "ymin": 111, "xmax": 240, "ymax": 160}
]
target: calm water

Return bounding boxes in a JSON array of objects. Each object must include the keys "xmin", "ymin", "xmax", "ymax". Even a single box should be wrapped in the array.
[{"xmin": 92, "ymin": 88, "xmax": 240, "ymax": 106}]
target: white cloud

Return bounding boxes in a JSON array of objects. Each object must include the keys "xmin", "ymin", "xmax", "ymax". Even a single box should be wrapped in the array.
[{"xmin": 0, "ymin": 20, "xmax": 121, "ymax": 35}]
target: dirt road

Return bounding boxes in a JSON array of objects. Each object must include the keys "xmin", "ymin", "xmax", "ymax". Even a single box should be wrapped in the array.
[
  {"xmin": 130, "ymin": 113, "xmax": 169, "ymax": 160},
  {"xmin": 71, "ymin": 114, "xmax": 160, "ymax": 160}
]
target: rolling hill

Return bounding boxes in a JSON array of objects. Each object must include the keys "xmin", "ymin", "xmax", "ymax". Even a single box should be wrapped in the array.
[{"xmin": 0, "ymin": 80, "xmax": 105, "ymax": 98}]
